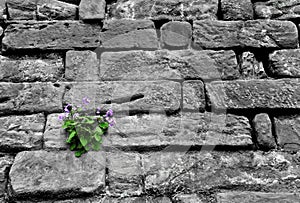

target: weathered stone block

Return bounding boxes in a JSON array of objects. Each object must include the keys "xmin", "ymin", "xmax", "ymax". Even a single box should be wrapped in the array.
[
  {"xmin": 0, "ymin": 82, "xmax": 65, "ymax": 114},
  {"xmin": 239, "ymin": 52, "xmax": 267, "ymax": 79},
  {"xmin": 206, "ymin": 79, "xmax": 300, "ymax": 110},
  {"xmin": 106, "ymin": 152, "xmax": 143, "ymax": 195},
  {"xmin": 0, "ymin": 1, "xmax": 7, "ymax": 20},
  {"xmin": 44, "ymin": 114, "xmax": 67, "ymax": 150},
  {"xmin": 63, "ymin": 81, "xmax": 181, "ymax": 113},
  {"xmin": 0, "ymin": 55, "xmax": 64, "ymax": 82},
  {"xmin": 6, "ymin": 0, "xmax": 37, "ymax": 20},
  {"xmin": 99, "ymin": 19, "xmax": 158, "ymax": 50},
  {"xmin": 193, "ymin": 20, "xmax": 298, "ymax": 49},
  {"xmin": 253, "ymin": 113, "xmax": 276, "ymax": 149},
  {"xmin": 160, "ymin": 21, "xmax": 192, "ymax": 49},
  {"xmin": 108, "ymin": 0, "xmax": 218, "ymax": 20},
  {"xmin": 0, "ymin": 114, "xmax": 45, "ymax": 151},
  {"xmin": 9, "ymin": 151, "xmax": 106, "ymax": 199},
  {"xmin": 174, "ymin": 194, "xmax": 203, "ymax": 203},
  {"xmin": 3, "ymin": 21, "xmax": 101, "ymax": 52},
  {"xmin": 254, "ymin": 0, "xmax": 300, "ymax": 20},
  {"xmin": 100, "ymin": 50, "xmax": 239, "ymax": 81},
  {"xmin": 142, "ymin": 151, "xmax": 300, "ymax": 192},
  {"xmin": 65, "ymin": 51, "xmax": 99, "ymax": 81},
  {"xmin": 79, "ymin": 0, "xmax": 106, "ymax": 20},
  {"xmin": 183, "ymin": 81, "xmax": 205, "ymax": 112},
  {"xmin": 275, "ymin": 115, "xmax": 300, "ymax": 151},
  {"xmin": 221, "ymin": 0, "xmax": 253, "ymax": 20},
  {"xmin": 269, "ymin": 49, "xmax": 300, "ymax": 78},
  {"xmin": 0, "ymin": 154, "xmax": 14, "ymax": 197},
  {"xmin": 216, "ymin": 192, "xmax": 300, "ymax": 203}
]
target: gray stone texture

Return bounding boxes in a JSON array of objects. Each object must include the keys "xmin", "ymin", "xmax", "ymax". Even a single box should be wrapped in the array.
[
  {"xmin": 65, "ymin": 51, "xmax": 99, "ymax": 81},
  {"xmin": 0, "ymin": 114, "xmax": 45, "ymax": 151},
  {"xmin": 239, "ymin": 52, "xmax": 267, "ymax": 79},
  {"xmin": 216, "ymin": 192, "xmax": 300, "ymax": 203},
  {"xmin": 221, "ymin": 0, "xmax": 254, "ymax": 20},
  {"xmin": 108, "ymin": 0, "xmax": 218, "ymax": 20},
  {"xmin": 0, "ymin": 82, "xmax": 65, "ymax": 114},
  {"xmin": 160, "ymin": 21, "xmax": 192, "ymax": 49},
  {"xmin": 9, "ymin": 151, "xmax": 106, "ymax": 199},
  {"xmin": 0, "ymin": 54, "xmax": 64, "ymax": 82},
  {"xmin": 63, "ymin": 81, "xmax": 181, "ymax": 113},
  {"xmin": 44, "ymin": 114, "xmax": 67, "ymax": 150},
  {"xmin": 253, "ymin": 113, "xmax": 276, "ymax": 149},
  {"xmin": 193, "ymin": 20, "xmax": 298, "ymax": 49},
  {"xmin": 206, "ymin": 79, "xmax": 300, "ymax": 110},
  {"xmin": 254, "ymin": 0, "xmax": 300, "ymax": 20},
  {"xmin": 269, "ymin": 49, "xmax": 300, "ymax": 78},
  {"xmin": 275, "ymin": 115, "xmax": 300, "ymax": 151},
  {"xmin": 100, "ymin": 50, "xmax": 239, "ymax": 81},
  {"xmin": 0, "ymin": 154, "xmax": 14, "ymax": 197},
  {"xmin": 183, "ymin": 81, "xmax": 206, "ymax": 112},
  {"xmin": 3, "ymin": 21, "xmax": 101, "ymax": 52},
  {"xmin": 142, "ymin": 151, "xmax": 300, "ymax": 192},
  {"xmin": 99, "ymin": 19, "xmax": 158, "ymax": 50},
  {"xmin": 79, "ymin": 0, "xmax": 106, "ymax": 20}
]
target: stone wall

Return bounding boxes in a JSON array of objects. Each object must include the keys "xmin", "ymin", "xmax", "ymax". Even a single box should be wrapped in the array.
[{"xmin": 0, "ymin": 0, "xmax": 300, "ymax": 202}]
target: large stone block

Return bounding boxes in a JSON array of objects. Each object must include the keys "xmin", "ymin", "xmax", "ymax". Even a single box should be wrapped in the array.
[
  {"xmin": 0, "ymin": 114, "xmax": 45, "ymax": 151},
  {"xmin": 9, "ymin": 151, "xmax": 106, "ymax": 199},
  {"xmin": 99, "ymin": 19, "xmax": 158, "ymax": 50},
  {"xmin": 142, "ymin": 151, "xmax": 300, "ymax": 192},
  {"xmin": 106, "ymin": 152, "xmax": 143, "ymax": 195},
  {"xmin": 6, "ymin": 0, "xmax": 37, "ymax": 20},
  {"xmin": 0, "ymin": 82, "xmax": 65, "ymax": 114},
  {"xmin": 100, "ymin": 50, "xmax": 239, "ymax": 81},
  {"xmin": 183, "ymin": 81, "xmax": 205, "ymax": 112},
  {"xmin": 65, "ymin": 51, "xmax": 99, "ymax": 81},
  {"xmin": 44, "ymin": 114, "xmax": 67, "ymax": 150},
  {"xmin": 193, "ymin": 20, "xmax": 298, "ymax": 49},
  {"xmin": 216, "ymin": 192, "xmax": 300, "ymax": 203},
  {"xmin": 79, "ymin": 0, "xmax": 106, "ymax": 20},
  {"xmin": 63, "ymin": 81, "xmax": 181, "ymax": 114},
  {"xmin": 269, "ymin": 49, "xmax": 300, "ymax": 78},
  {"xmin": 221, "ymin": 0, "xmax": 253, "ymax": 20},
  {"xmin": 108, "ymin": 0, "xmax": 218, "ymax": 20},
  {"xmin": 0, "ymin": 55, "xmax": 64, "ymax": 82},
  {"xmin": 206, "ymin": 79, "xmax": 300, "ymax": 110},
  {"xmin": 0, "ymin": 154, "xmax": 14, "ymax": 197},
  {"xmin": 239, "ymin": 52, "xmax": 267, "ymax": 79},
  {"xmin": 3, "ymin": 21, "xmax": 101, "ymax": 52},
  {"xmin": 254, "ymin": 0, "xmax": 300, "ymax": 20},
  {"xmin": 275, "ymin": 115, "xmax": 300, "ymax": 151}
]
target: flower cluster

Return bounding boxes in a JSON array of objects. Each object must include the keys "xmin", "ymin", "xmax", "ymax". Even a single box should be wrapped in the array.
[{"xmin": 58, "ymin": 97, "xmax": 115, "ymax": 157}]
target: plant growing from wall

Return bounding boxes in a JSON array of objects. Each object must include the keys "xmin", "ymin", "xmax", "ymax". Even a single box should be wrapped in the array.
[{"xmin": 58, "ymin": 97, "xmax": 115, "ymax": 157}]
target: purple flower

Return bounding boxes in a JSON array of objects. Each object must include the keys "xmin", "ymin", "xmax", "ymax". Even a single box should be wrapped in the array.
[
  {"xmin": 58, "ymin": 113, "xmax": 66, "ymax": 121},
  {"xmin": 64, "ymin": 104, "xmax": 72, "ymax": 113},
  {"xmin": 96, "ymin": 107, "xmax": 101, "ymax": 114},
  {"xmin": 82, "ymin": 97, "xmax": 90, "ymax": 105},
  {"xmin": 105, "ymin": 109, "xmax": 113, "ymax": 117},
  {"xmin": 106, "ymin": 117, "xmax": 115, "ymax": 127}
]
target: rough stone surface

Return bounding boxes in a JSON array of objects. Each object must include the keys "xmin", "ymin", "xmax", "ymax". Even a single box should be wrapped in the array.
[
  {"xmin": 63, "ymin": 81, "xmax": 181, "ymax": 114},
  {"xmin": 269, "ymin": 49, "xmax": 300, "ymax": 78},
  {"xmin": 108, "ymin": 0, "xmax": 218, "ymax": 20},
  {"xmin": 106, "ymin": 152, "xmax": 143, "ymax": 195},
  {"xmin": 44, "ymin": 112, "xmax": 252, "ymax": 150},
  {"xmin": 160, "ymin": 21, "xmax": 192, "ymax": 49},
  {"xmin": 65, "ymin": 51, "xmax": 99, "ymax": 81},
  {"xmin": 7, "ymin": 0, "xmax": 78, "ymax": 20},
  {"xmin": 275, "ymin": 115, "xmax": 300, "ymax": 151},
  {"xmin": 221, "ymin": 0, "xmax": 253, "ymax": 20},
  {"xmin": 79, "ymin": 0, "xmax": 106, "ymax": 20},
  {"xmin": 100, "ymin": 50, "xmax": 239, "ymax": 81},
  {"xmin": 254, "ymin": 0, "xmax": 300, "ymax": 20},
  {"xmin": 0, "ymin": 55, "xmax": 64, "ymax": 82},
  {"xmin": 0, "ymin": 114, "xmax": 45, "ymax": 151},
  {"xmin": 193, "ymin": 20, "xmax": 298, "ymax": 49},
  {"xmin": 9, "ymin": 151, "xmax": 106, "ymax": 199},
  {"xmin": 253, "ymin": 113, "xmax": 276, "ymax": 150},
  {"xmin": 3, "ymin": 21, "xmax": 101, "ymax": 52},
  {"xmin": 206, "ymin": 79, "xmax": 300, "ymax": 110},
  {"xmin": 173, "ymin": 194, "xmax": 203, "ymax": 202},
  {"xmin": 183, "ymin": 81, "xmax": 205, "ymax": 112},
  {"xmin": 216, "ymin": 192, "xmax": 300, "ymax": 203},
  {"xmin": 0, "ymin": 82, "xmax": 65, "ymax": 114},
  {"xmin": 0, "ymin": 154, "xmax": 14, "ymax": 197},
  {"xmin": 0, "ymin": 1, "xmax": 7, "ymax": 20},
  {"xmin": 239, "ymin": 52, "xmax": 267, "ymax": 79},
  {"xmin": 99, "ymin": 19, "xmax": 158, "ymax": 50},
  {"xmin": 142, "ymin": 151, "xmax": 300, "ymax": 192}
]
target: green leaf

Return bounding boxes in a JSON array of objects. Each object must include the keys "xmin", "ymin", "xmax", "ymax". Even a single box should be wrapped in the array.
[
  {"xmin": 92, "ymin": 142, "xmax": 101, "ymax": 151},
  {"xmin": 99, "ymin": 122, "xmax": 109, "ymax": 129},
  {"xmin": 70, "ymin": 143, "xmax": 77, "ymax": 151},
  {"xmin": 66, "ymin": 131, "xmax": 76, "ymax": 143},
  {"xmin": 84, "ymin": 117, "xmax": 95, "ymax": 124},
  {"xmin": 62, "ymin": 120, "xmax": 77, "ymax": 129},
  {"xmin": 94, "ymin": 133, "xmax": 102, "ymax": 142},
  {"xmin": 95, "ymin": 126, "xmax": 103, "ymax": 136},
  {"xmin": 75, "ymin": 149, "xmax": 85, "ymax": 157},
  {"xmin": 79, "ymin": 136, "xmax": 88, "ymax": 147}
]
